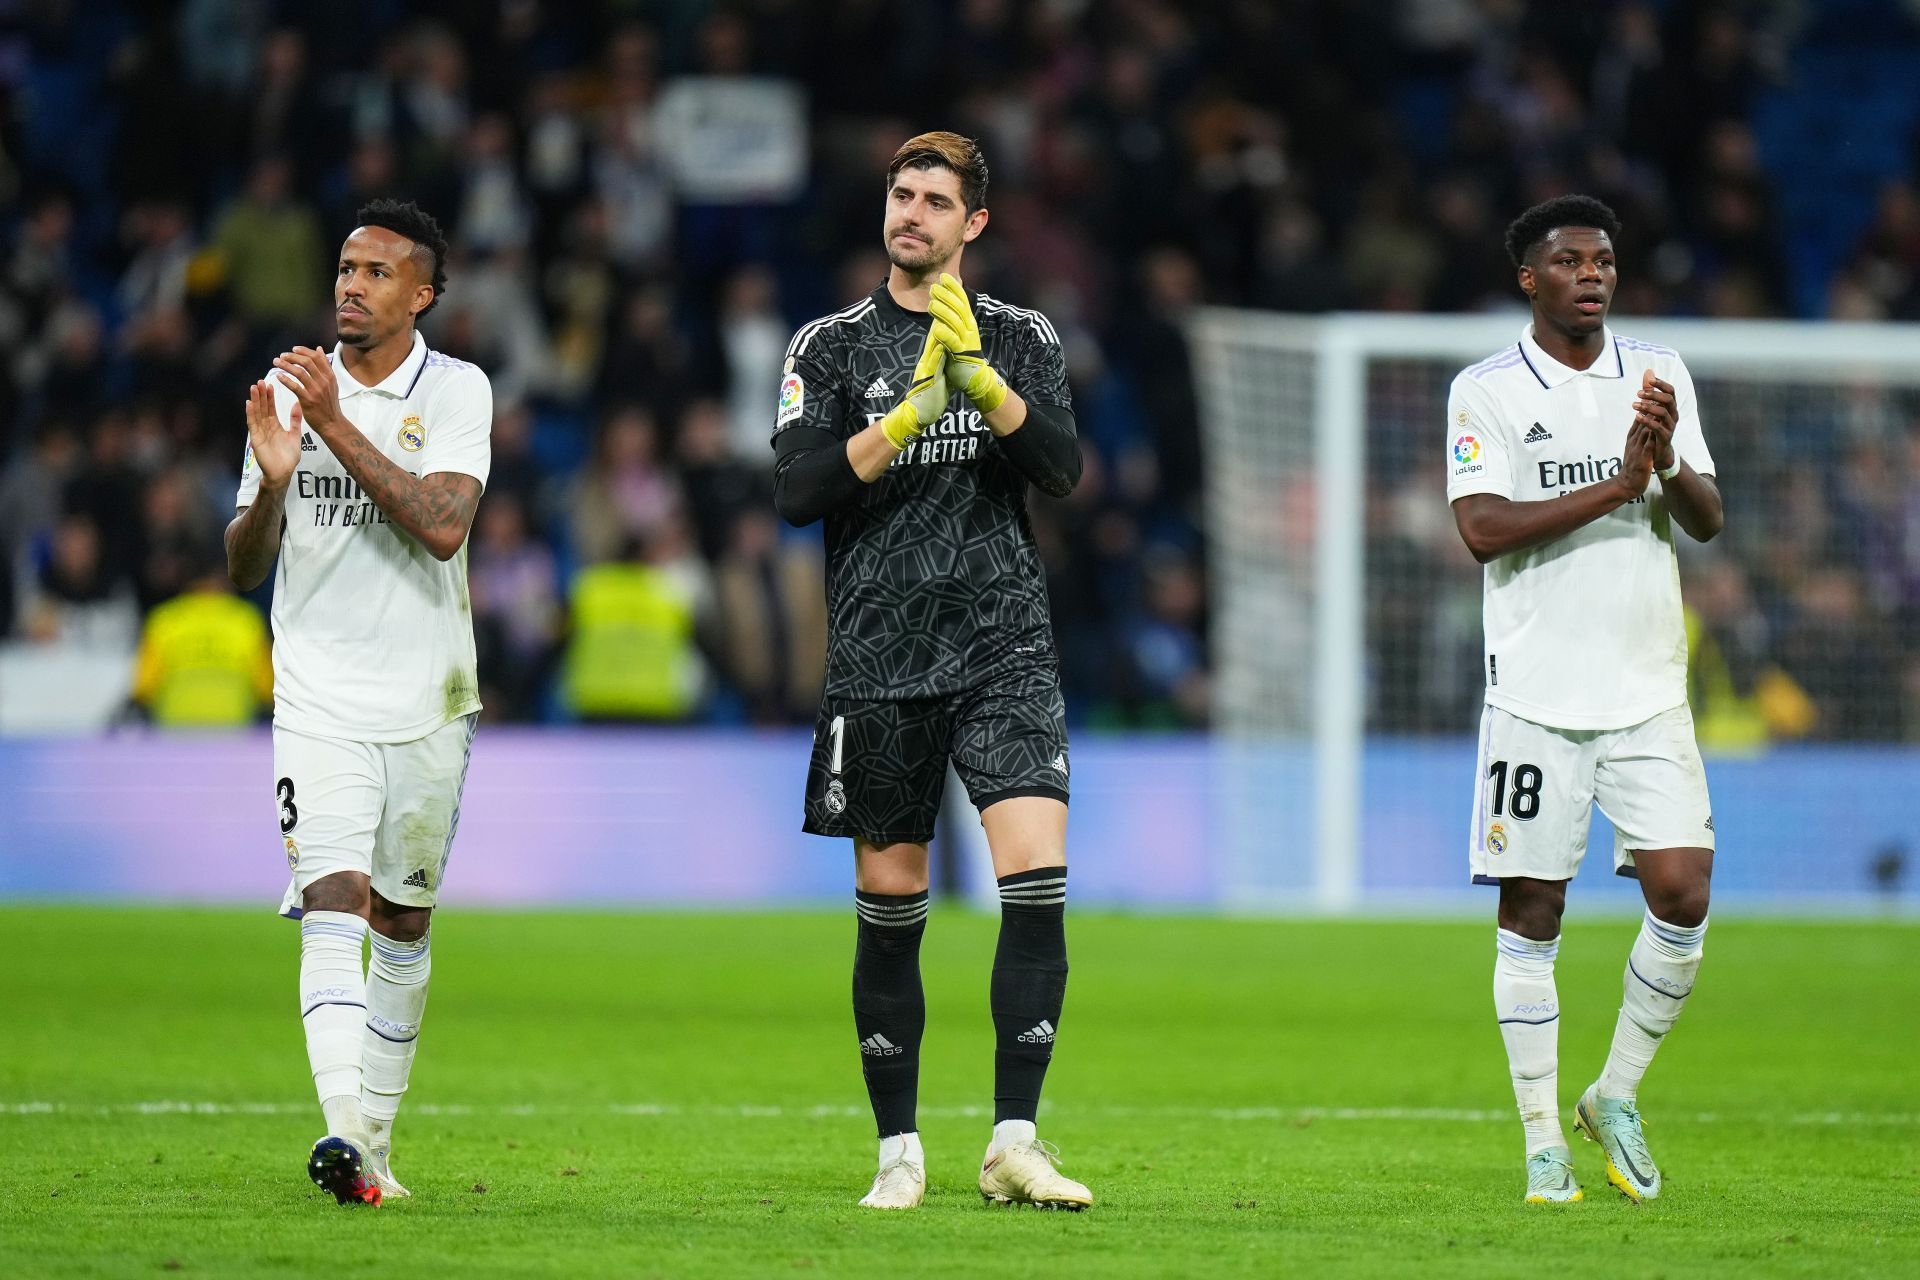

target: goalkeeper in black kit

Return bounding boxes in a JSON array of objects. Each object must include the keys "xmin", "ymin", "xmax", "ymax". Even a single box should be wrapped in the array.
[{"xmin": 771, "ymin": 131, "xmax": 1090, "ymax": 1211}]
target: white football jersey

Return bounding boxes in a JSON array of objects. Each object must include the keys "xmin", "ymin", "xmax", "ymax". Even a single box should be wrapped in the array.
[
  {"xmin": 237, "ymin": 332, "xmax": 492, "ymax": 743},
  {"xmin": 1445, "ymin": 325, "xmax": 1716, "ymax": 732}
]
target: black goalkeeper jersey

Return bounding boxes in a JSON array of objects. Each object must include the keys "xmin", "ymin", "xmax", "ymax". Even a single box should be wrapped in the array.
[{"xmin": 773, "ymin": 283, "xmax": 1075, "ymax": 701}]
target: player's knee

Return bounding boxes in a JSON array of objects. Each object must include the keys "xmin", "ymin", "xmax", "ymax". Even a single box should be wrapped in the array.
[
  {"xmin": 1649, "ymin": 879, "xmax": 1711, "ymax": 928},
  {"xmin": 854, "ymin": 841, "xmax": 931, "ymax": 895},
  {"xmin": 371, "ymin": 896, "xmax": 432, "ymax": 942},
  {"xmin": 303, "ymin": 872, "xmax": 371, "ymax": 917},
  {"xmin": 1497, "ymin": 880, "xmax": 1566, "ymax": 940}
]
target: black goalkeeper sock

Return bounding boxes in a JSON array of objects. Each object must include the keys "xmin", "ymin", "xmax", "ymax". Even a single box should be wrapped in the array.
[
  {"xmin": 991, "ymin": 867, "xmax": 1068, "ymax": 1124},
  {"xmin": 851, "ymin": 889, "xmax": 928, "ymax": 1138}
]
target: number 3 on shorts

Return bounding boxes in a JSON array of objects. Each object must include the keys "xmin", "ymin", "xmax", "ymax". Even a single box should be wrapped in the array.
[
  {"xmin": 1486, "ymin": 760, "xmax": 1543, "ymax": 821},
  {"xmin": 277, "ymin": 776, "xmax": 299, "ymax": 834}
]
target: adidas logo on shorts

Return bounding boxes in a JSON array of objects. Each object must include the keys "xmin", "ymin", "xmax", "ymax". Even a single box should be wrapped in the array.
[
  {"xmin": 402, "ymin": 868, "xmax": 430, "ymax": 889},
  {"xmin": 864, "ymin": 375, "xmax": 893, "ymax": 400},
  {"xmin": 1523, "ymin": 422, "xmax": 1552, "ymax": 444}
]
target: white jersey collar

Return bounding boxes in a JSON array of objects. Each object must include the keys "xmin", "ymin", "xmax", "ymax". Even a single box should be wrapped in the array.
[
  {"xmin": 331, "ymin": 331, "xmax": 428, "ymax": 399},
  {"xmin": 1518, "ymin": 324, "xmax": 1625, "ymax": 389}
]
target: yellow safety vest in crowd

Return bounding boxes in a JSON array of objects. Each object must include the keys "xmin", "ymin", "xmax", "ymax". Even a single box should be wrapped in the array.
[
  {"xmin": 563, "ymin": 563, "xmax": 699, "ymax": 720},
  {"xmin": 1684, "ymin": 606, "xmax": 1815, "ymax": 752},
  {"xmin": 133, "ymin": 592, "xmax": 274, "ymax": 727}
]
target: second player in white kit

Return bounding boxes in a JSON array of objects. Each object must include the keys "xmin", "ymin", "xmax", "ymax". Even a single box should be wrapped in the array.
[
  {"xmin": 1450, "ymin": 325, "xmax": 1717, "ymax": 887},
  {"xmin": 1447, "ymin": 196, "xmax": 1725, "ymax": 1207},
  {"xmin": 226, "ymin": 199, "xmax": 491, "ymax": 1208}
]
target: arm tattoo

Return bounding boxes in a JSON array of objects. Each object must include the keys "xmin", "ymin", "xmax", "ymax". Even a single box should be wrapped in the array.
[
  {"xmin": 318, "ymin": 417, "xmax": 483, "ymax": 559},
  {"xmin": 226, "ymin": 486, "xmax": 288, "ymax": 590}
]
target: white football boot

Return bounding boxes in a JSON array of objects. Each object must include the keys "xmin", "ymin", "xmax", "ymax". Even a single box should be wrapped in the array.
[
  {"xmin": 858, "ymin": 1133, "xmax": 925, "ymax": 1209},
  {"xmin": 979, "ymin": 1137, "xmax": 1092, "ymax": 1210},
  {"xmin": 364, "ymin": 1122, "xmax": 411, "ymax": 1199}
]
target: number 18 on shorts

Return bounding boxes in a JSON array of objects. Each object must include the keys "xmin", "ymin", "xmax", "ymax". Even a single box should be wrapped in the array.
[{"xmin": 1469, "ymin": 703, "xmax": 1715, "ymax": 885}]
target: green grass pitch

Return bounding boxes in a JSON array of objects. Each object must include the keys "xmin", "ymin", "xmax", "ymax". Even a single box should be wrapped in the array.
[{"xmin": 3, "ymin": 906, "xmax": 1916, "ymax": 1277}]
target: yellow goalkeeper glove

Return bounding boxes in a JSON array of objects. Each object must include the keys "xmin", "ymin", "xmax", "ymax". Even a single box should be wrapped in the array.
[
  {"xmin": 878, "ymin": 325, "xmax": 951, "ymax": 450},
  {"xmin": 928, "ymin": 273, "xmax": 1008, "ymax": 414}
]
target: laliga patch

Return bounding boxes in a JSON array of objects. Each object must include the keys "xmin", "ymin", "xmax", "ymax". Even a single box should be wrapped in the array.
[
  {"xmin": 242, "ymin": 444, "xmax": 255, "ymax": 477},
  {"xmin": 777, "ymin": 373, "xmax": 805, "ymax": 426},
  {"xmin": 1452, "ymin": 433, "xmax": 1482, "ymax": 475},
  {"xmin": 398, "ymin": 414, "xmax": 426, "ymax": 452}
]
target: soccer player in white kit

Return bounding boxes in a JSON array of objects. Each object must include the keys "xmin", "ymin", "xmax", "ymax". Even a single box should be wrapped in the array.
[
  {"xmin": 1447, "ymin": 196, "xmax": 1724, "ymax": 1205},
  {"xmin": 225, "ymin": 200, "xmax": 491, "ymax": 1207}
]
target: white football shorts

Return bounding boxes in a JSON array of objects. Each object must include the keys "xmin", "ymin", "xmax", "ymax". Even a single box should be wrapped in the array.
[
  {"xmin": 1469, "ymin": 702, "xmax": 1713, "ymax": 885},
  {"xmin": 272, "ymin": 714, "xmax": 478, "ymax": 916}
]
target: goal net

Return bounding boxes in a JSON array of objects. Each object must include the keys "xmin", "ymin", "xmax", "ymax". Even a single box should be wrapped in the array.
[{"xmin": 1190, "ymin": 311, "xmax": 1920, "ymax": 910}]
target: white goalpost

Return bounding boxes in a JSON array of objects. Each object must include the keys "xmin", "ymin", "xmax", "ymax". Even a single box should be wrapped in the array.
[{"xmin": 1190, "ymin": 310, "xmax": 1920, "ymax": 910}]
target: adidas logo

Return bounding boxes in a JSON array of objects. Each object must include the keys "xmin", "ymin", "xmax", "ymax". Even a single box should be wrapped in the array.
[
  {"xmin": 1050, "ymin": 752, "xmax": 1068, "ymax": 778},
  {"xmin": 1017, "ymin": 1019, "xmax": 1056, "ymax": 1045},
  {"xmin": 1522, "ymin": 423, "xmax": 1552, "ymax": 444},
  {"xmin": 302, "ymin": 432, "xmax": 319, "ymax": 452},
  {"xmin": 401, "ymin": 868, "xmax": 430, "ymax": 889},
  {"xmin": 1704, "ymin": 815, "xmax": 1714, "ymax": 832},
  {"xmin": 860, "ymin": 1033, "xmax": 903, "ymax": 1057},
  {"xmin": 863, "ymin": 375, "xmax": 893, "ymax": 400}
]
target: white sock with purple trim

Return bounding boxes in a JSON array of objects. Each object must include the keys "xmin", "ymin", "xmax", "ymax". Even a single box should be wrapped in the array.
[
  {"xmin": 1597, "ymin": 911, "xmax": 1707, "ymax": 1101},
  {"xmin": 1494, "ymin": 928, "xmax": 1565, "ymax": 1156},
  {"xmin": 300, "ymin": 910, "xmax": 369, "ymax": 1142}
]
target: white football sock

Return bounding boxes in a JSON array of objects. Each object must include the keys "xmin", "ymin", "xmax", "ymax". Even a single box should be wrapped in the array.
[
  {"xmin": 362, "ymin": 930, "xmax": 432, "ymax": 1126},
  {"xmin": 1494, "ymin": 928, "xmax": 1565, "ymax": 1157},
  {"xmin": 878, "ymin": 1131, "xmax": 924, "ymax": 1170},
  {"xmin": 300, "ymin": 911, "xmax": 369, "ymax": 1139},
  {"xmin": 1598, "ymin": 911, "xmax": 1707, "ymax": 1101},
  {"xmin": 989, "ymin": 1118, "xmax": 1037, "ymax": 1155}
]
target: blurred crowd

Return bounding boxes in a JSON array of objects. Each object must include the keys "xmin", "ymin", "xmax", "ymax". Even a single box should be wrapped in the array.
[{"xmin": 2, "ymin": 0, "xmax": 1918, "ymax": 739}]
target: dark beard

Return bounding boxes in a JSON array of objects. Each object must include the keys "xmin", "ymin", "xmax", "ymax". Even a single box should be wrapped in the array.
[{"xmin": 885, "ymin": 237, "xmax": 943, "ymax": 273}]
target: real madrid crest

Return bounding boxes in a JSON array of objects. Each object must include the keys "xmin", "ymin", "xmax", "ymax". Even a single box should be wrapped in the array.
[
  {"xmin": 824, "ymin": 779, "xmax": 847, "ymax": 815},
  {"xmin": 1487, "ymin": 822, "xmax": 1507, "ymax": 856},
  {"xmin": 285, "ymin": 837, "xmax": 300, "ymax": 869},
  {"xmin": 398, "ymin": 414, "xmax": 426, "ymax": 452}
]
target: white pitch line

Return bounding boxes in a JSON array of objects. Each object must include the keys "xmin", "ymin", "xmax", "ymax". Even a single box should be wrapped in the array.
[{"xmin": 4, "ymin": 1101, "xmax": 1917, "ymax": 1126}]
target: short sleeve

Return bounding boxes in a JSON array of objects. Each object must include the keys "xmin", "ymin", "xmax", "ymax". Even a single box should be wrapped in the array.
[
  {"xmin": 1008, "ymin": 315, "xmax": 1071, "ymax": 410},
  {"xmin": 236, "ymin": 440, "xmax": 260, "ymax": 508},
  {"xmin": 418, "ymin": 367, "xmax": 493, "ymax": 489},
  {"xmin": 234, "ymin": 374, "xmax": 301, "ymax": 508},
  {"xmin": 1445, "ymin": 374, "xmax": 1514, "ymax": 501},
  {"xmin": 773, "ymin": 336, "xmax": 845, "ymax": 443},
  {"xmin": 1667, "ymin": 358, "xmax": 1715, "ymax": 478}
]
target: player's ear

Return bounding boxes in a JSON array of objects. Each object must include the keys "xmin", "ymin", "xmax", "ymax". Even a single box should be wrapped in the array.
[
  {"xmin": 1517, "ymin": 262, "xmax": 1535, "ymax": 300},
  {"xmin": 963, "ymin": 206, "xmax": 988, "ymax": 244},
  {"xmin": 411, "ymin": 284, "xmax": 434, "ymax": 318}
]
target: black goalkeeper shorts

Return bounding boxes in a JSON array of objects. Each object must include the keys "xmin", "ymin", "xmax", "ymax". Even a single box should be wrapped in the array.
[{"xmin": 802, "ymin": 664, "xmax": 1070, "ymax": 845}]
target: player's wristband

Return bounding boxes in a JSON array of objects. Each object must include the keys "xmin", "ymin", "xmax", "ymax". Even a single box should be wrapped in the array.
[{"xmin": 1657, "ymin": 457, "xmax": 1682, "ymax": 480}]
